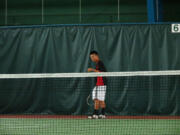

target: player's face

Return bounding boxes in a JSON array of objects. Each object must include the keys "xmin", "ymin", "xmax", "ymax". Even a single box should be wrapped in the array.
[{"xmin": 90, "ymin": 54, "xmax": 99, "ymax": 62}]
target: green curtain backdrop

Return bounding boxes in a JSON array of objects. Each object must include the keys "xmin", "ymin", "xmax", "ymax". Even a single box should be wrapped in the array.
[{"xmin": 0, "ymin": 24, "xmax": 180, "ymax": 115}]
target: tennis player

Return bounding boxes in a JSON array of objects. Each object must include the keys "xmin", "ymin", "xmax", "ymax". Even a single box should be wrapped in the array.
[{"xmin": 88, "ymin": 51, "xmax": 107, "ymax": 119}]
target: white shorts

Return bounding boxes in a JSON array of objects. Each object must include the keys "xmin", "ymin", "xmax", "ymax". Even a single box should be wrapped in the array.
[{"xmin": 92, "ymin": 85, "xmax": 106, "ymax": 101}]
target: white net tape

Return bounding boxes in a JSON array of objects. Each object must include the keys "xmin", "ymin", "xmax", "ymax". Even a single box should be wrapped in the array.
[{"xmin": 0, "ymin": 70, "xmax": 180, "ymax": 79}]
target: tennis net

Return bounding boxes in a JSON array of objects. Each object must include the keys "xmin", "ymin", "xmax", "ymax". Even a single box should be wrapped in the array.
[{"xmin": 0, "ymin": 71, "xmax": 180, "ymax": 135}]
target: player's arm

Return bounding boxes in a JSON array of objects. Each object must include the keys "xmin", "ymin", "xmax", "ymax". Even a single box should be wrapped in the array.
[{"xmin": 88, "ymin": 68, "xmax": 99, "ymax": 72}]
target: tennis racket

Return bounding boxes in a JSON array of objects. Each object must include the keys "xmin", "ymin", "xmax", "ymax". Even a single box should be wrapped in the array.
[
  {"xmin": 86, "ymin": 93, "xmax": 94, "ymax": 107},
  {"xmin": 87, "ymin": 86, "xmax": 97, "ymax": 107}
]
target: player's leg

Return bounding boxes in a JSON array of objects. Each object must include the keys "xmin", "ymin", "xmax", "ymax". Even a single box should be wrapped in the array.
[
  {"xmin": 88, "ymin": 99, "xmax": 99, "ymax": 119},
  {"xmin": 94, "ymin": 99, "xmax": 100, "ymax": 115},
  {"xmin": 88, "ymin": 87, "xmax": 99, "ymax": 119},
  {"xmin": 99, "ymin": 101, "xmax": 106, "ymax": 118},
  {"xmin": 98, "ymin": 85, "xmax": 106, "ymax": 119},
  {"xmin": 93, "ymin": 86, "xmax": 100, "ymax": 116}
]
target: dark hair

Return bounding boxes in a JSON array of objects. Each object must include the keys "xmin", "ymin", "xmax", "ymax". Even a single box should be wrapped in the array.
[{"xmin": 90, "ymin": 50, "xmax": 98, "ymax": 55}]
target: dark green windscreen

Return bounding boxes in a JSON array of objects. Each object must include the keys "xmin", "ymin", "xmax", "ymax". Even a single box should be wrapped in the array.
[{"xmin": 0, "ymin": 24, "xmax": 180, "ymax": 115}]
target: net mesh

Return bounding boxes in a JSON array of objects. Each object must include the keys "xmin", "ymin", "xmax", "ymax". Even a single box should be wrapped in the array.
[{"xmin": 0, "ymin": 71, "xmax": 180, "ymax": 135}]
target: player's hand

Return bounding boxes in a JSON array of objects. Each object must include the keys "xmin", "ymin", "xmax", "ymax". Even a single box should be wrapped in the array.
[{"xmin": 88, "ymin": 68, "xmax": 94, "ymax": 72}]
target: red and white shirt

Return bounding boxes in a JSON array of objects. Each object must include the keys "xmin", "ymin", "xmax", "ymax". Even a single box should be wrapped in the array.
[{"xmin": 95, "ymin": 61, "xmax": 107, "ymax": 86}]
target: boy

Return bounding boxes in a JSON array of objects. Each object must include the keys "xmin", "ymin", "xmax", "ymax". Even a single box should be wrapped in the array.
[{"xmin": 88, "ymin": 51, "xmax": 107, "ymax": 119}]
